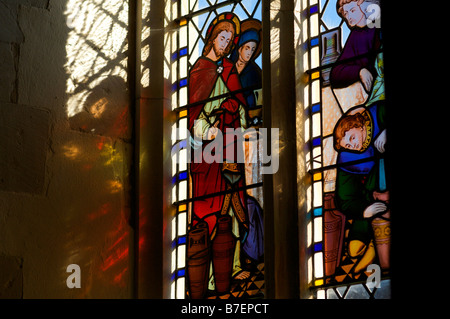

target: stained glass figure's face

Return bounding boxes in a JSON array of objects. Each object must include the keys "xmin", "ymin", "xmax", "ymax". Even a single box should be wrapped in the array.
[
  {"xmin": 238, "ymin": 41, "xmax": 257, "ymax": 63},
  {"xmin": 214, "ymin": 31, "xmax": 233, "ymax": 58},
  {"xmin": 339, "ymin": 126, "xmax": 366, "ymax": 151},
  {"xmin": 342, "ymin": 2, "xmax": 365, "ymax": 27}
]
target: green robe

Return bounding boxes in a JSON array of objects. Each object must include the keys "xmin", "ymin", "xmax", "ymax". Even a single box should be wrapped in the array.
[{"xmin": 335, "ymin": 103, "xmax": 386, "ymax": 243}]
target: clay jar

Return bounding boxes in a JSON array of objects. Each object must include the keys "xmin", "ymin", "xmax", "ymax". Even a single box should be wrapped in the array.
[
  {"xmin": 187, "ymin": 222, "xmax": 210, "ymax": 299},
  {"xmin": 212, "ymin": 215, "xmax": 235, "ymax": 294}
]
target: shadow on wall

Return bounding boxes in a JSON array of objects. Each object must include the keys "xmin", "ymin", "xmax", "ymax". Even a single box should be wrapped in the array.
[
  {"xmin": 69, "ymin": 76, "xmax": 131, "ymax": 140},
  {"xmin": 0, "ymin": 0, "xmax": 133, "ymax": 299},
  {"xmin": 60, "ymin": 0, "xmax": 133, "ymax": 298}
]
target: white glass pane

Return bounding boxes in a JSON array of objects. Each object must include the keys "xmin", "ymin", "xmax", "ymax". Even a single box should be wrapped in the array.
[
  {"xmin": 312, "ymin": 147, "xmax": 322, "ymax": 170},
  {"xmin": 314, "ymin": 216, "xmax": 322, "ymax": 243},
  {"xmin": 180, "ymin": 56, "xmax": 188, "ymax": 78},
  {"xmin": 172, "ymin": 154, "xmax": 177, "ymax": 176},
  {"xmin": 313, "ymin": 181, "xmax": 322, "ymax": 207},
  {"xmin": 179, "ymin": 118, "xmax": 187, "ymax": 139},
  {"xmin": 304, "ymin": 118, "xmax": 310, "ymax": 142},
  {"xmin": 171, "ymin": 60, "xmax": 178, "ymax": 82},
  {"xmin": 171, "ymin": 249, "xmax": 176, "ymax": 272},
  {"xmin": 172, "ymin": 185, "xmax": 177, "ymax": 203},
  {"xmin": 307, "ymin": 220, "xmax": 312, "ymax": 247},
  {"xmin": 306, "ymin": 185, "xmax": 312, "ymax": 212},
  {"xmin": 312, "ymin": 113, "xmax": 321, "ymax": 137},
  {"xmin": 170, "ymin": 281, "xmax": 176, "ymax": 299},
  {"xmin": 177, "ymin": 212, "xmax": 187, "ymax": 236},
  {"xmin": 308, "ymin": 256, "xmax": 313, "ymax": 284},
  {"xmin": 177, "ymin": 244, "xmax": 186, "ymax": 269},
  {"xmin": 171, "ymin": 216, "xmax": 177, "ymax": 240},
  {"xmin": 311, "ymin": 79, "xmax": 320, "ymax": 104},
  {"xmin": 311, "ymin": 46, "xmax": 320, "ymax": 69},
  {"xmin": 310, "ymin": 14, "xmax": 319, "ymax": 37},
  {"xmin": 179, "ymin": 86, "xmax": 188, "ymax": 107},
  {"xmin": 172, "ymin": 91, "xmax": 178, "ymax": 110},
  {"xmin": 303, "ymin": 84, "xmax": 310, "ymax": 108},
  {"xmin": 179, "ymin": 148, "xmax": 187, "ymax": 171},
  {"xmin": 176, "ymin": 277, "xmax": 185, "ymax": 299},
  {"xmin": 317, "ymin": 289, "xmax": 326, "ymax": 299},
  {"xmin": 314, "ymin": 252, "xmax": 323, "ymax": 278},
  {"xmin": 179, "ymin": 180, "xmax": 187, "ymax": 201}
]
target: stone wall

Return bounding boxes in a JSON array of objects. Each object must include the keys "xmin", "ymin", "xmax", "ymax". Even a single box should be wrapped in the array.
[{"xmin": 0, "ymin": 0, "xmax": 133, "ymax": 298}]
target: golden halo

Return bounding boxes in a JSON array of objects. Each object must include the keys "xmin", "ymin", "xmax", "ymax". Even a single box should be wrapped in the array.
[{"xmin": 205, "ymin": 12, "xmax": 241, "ymax": 46}]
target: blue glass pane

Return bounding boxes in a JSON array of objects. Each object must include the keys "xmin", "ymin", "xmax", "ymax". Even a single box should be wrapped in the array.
[
  {"xmin": 179, "ymin": 171, "xmax": 188, "ymax": 180},
  {"xmin": 314, "ymin": 242, "xmax": 323, "ymax": 252},
  {"xmin": 312, "ymin": 103, "xmax": 321, "ymax": 113},
  {"xmin": 312, "ymin": 137, "xmax": 321, "ymax": 147},
  {"xmin": 313, "ymin": 207, "xmax": 322, "ymax": 216}
]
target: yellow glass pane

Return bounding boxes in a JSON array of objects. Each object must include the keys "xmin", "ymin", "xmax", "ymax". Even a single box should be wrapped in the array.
[
  {"xmin": 315, "ymin": 279, "xmax": 324, "ymax": 286},
  {"xmin": 311, "ymin": 71, "xmax": 320, "ymax": 80},
  {"xmin": 179, "ymin": 110, "xmax": 187, "ymax": 118}
]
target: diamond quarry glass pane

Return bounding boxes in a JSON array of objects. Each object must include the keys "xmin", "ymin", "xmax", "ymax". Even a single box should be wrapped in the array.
[
  {"xmin": 326, "ymin": 288, "xmax": 339, "ymax": 299},
  {"xmin": 374, "ymin": 280, "xmax": 391, "ymax": 299},
  {"xmin": 345, "ymin": 284, "xmax": 369, "ymax": 299},
  {"xmin": 168, "ymin": 1, "xmax": 265, "ymax": 299}
]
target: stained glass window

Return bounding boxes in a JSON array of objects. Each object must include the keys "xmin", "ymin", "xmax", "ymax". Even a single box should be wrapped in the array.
[
  {"xmin": 166, "ymin": 0, "xmax": 264, "ymax": 299},
  {"xmin": 298, "ymin": 0, "xmax": 391, "ymax": 299}
]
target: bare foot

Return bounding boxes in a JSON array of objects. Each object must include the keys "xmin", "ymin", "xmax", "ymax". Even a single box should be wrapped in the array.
[{"xmin": 235, "ymin": 271, "xmax": 250, "ymax": 280}]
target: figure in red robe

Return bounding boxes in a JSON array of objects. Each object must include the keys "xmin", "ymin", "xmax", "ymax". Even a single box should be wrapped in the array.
[{"xmin": 187, "ymin": 13, "xmax": 251, "ymax": 290}]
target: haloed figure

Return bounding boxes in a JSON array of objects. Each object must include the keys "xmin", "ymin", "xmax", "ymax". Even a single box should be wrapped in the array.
[
  {"xmin": 333, "ymin": 102, "xmax": 390, "ymax": 273},
  {"xmin": 235, "ymin": 41, "xmax": 257, "ymax": 73},
  {"xmin": 187, "ymin": 13, "xmax": 253, "ymax": 299},
  {"xmin": 231, "ymin": 19, "xmax": 262, "ymax": 127}
]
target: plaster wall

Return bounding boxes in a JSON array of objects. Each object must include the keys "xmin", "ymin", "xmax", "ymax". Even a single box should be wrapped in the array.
[{"xmin": 0, "ymin": 0, "xmax": 133, "ymax": 298}]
